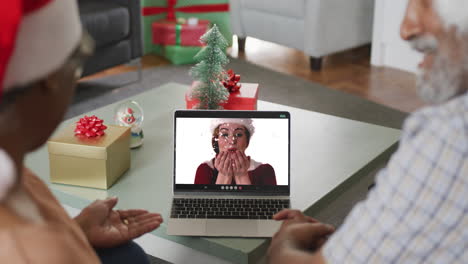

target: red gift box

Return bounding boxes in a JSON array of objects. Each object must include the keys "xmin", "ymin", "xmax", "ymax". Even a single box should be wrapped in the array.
[
  {"xmin": 186, "ymin": 82, "xmax": 259, "ymax": 110},
  {"xmin": 152, "ymin": 20, "xmax": 210, "ymax": 46}
]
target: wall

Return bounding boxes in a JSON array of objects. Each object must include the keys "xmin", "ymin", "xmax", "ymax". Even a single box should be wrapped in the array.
[{"xmin": 371, "ymin": 0, "xmax": 422, "ymax": 73}]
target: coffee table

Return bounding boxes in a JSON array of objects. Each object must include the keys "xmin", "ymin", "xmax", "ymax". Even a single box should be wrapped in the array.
[{"xmin": 26, "ymin": 82, "xmax": 401, "ymax": 263}]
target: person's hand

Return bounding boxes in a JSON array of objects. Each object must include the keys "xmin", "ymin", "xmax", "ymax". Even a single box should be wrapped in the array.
[
  {"xmin": 267, "ymin": 209, "xmax": 335, "ymax": 264},
  {"xmin": 272, "ymin": 209, "xmax": 333, "ymax": 250},
  {"xmin": 74, "ymin": 197, "xmax": 163, "ymax": 248},
  {"xmin": 215, "ymin": 151, "xmax": 233, "ymax": 184},
  {"xmin": 273, "ymin": 209, "xmax": 319, "ymax": 224},
  {"xmin": 231, "ymin": 150, "xmax": 251, "ymax": 184}
]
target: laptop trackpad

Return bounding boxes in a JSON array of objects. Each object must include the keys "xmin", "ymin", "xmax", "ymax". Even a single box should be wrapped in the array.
[{"xmin": 206, "ymin": 220, "xmax": 258, "ymax": 237}]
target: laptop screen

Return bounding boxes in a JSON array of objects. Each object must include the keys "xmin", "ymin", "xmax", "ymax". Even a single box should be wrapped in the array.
[{"xmin": 174, "ymin": 110, "xmax": 290, "ymax": 195}]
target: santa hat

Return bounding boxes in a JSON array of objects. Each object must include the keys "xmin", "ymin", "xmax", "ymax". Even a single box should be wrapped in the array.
[
  {"xmin": 210, "ymin": 118, "xmax": 255, "ymax": 136},
  {"xmin": 0, "ymin": 0, "xmax": 82, "ymax": 200},
  {"xmin": 434, "ymin": 0, "xmax": 468, "ymax": 32},
  {"xmin": 0, "ymin": 0, "xmax": 82, "ymax": 102}
]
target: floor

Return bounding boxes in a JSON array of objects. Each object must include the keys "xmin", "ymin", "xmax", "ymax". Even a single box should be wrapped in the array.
[{"xmin": 82, "ymin": 37, "xmax": 425, "ymax": 113}]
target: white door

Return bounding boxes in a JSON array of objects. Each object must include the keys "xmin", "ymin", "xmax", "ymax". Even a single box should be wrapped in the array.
[{"xmin": 371, "ymin": 0, "xmax": 422, "ymax": 73}]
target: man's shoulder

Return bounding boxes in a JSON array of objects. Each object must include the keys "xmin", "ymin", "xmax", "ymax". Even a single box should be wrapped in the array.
[
  {"xmin": 396, "ymin": 94, "xmax": 467, "ymax": 180},
  {"xmin": 403, "ymin": 93, "xmax": 467, "ymax": 141}
]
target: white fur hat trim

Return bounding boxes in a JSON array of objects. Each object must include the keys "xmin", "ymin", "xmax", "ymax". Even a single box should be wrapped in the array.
[
  {"xmin": 210, "ymin": 118, "xmax": 255, "ymax": 136},
  {"xmin": 0, "ymin": 149, "xmax": 15, "ymax": 201}
]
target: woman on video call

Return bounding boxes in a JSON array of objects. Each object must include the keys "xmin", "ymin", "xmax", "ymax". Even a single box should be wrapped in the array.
[{"xmin": 194, "ymin": 119, "xmax": 277, "ymax": 185}]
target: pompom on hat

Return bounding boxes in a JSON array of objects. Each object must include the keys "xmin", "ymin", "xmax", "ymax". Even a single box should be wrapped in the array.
[
  {"xmin": 210, "ymin": 118, "xmax": 255, "ymax": 136},
  {"xmin": 434, "ymin": 0, "xmax": 468, "ymax": 32},
  {"xmin": 0, "ymin": 0, "xmax": 82, "ymax": 102}
]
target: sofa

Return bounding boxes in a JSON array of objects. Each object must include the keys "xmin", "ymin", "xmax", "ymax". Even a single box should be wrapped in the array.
[
  {"xmin": 229, "ymin": 0, "xmax": 375, "ymax": 71},
  {"xmin": 78, "ymin": 0, "xmax": 142, "ymax": 77}
]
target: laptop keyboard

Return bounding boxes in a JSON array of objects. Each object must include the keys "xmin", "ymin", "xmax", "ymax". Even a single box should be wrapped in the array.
[{"xmin": 170, "ymin": 198, "xmax": 290, "ymax": 219}]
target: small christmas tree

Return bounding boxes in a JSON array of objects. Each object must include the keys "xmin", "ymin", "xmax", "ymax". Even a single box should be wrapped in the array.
[{"xmin": 190, "ymin": 24, "xmax": 229, "ymax": 109}]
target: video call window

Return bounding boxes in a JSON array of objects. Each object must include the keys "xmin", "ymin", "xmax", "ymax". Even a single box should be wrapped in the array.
[{"xmin": 175, "ymin": 118, "xmax": 289, "ymax": 186}]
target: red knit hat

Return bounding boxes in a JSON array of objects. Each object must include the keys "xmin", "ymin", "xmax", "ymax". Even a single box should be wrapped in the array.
[{"xmin": 0, "ymin": 0, "xmax": 82, "ymax": 102}]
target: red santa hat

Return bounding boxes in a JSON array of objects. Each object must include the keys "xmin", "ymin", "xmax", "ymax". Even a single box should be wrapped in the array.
[
  {"xmin": 0, "ymin": 0, "xmax": 82, "ymax": 102},
  {"xmin": 434, "ymin": 0, "xmax": 468, "ymax": 32},
  {"xmin": 0, "ymin": 0, "xmax": 82, "ymax": 200}
]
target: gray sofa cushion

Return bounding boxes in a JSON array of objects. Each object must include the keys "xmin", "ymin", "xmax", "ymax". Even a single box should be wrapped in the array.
[
  {"xmin": 82, "ymin": 40, "xmax": 131, "ymax": 76},
  {"xmin": 79, "ymin": 1, "xmax": 130, "ymax": 49}
]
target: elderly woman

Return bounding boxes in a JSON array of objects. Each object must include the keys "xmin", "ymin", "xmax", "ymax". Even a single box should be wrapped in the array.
[
  {"xmin": 194, "ymin": 119, "xmax": 277, "ymax": 185},
  {"xmin": 0, "ymin": 1, "xmax": 161, "ymax": 263}
]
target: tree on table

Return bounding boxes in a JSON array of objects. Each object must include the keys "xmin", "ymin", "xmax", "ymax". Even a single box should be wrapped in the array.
[{"xmin": 190, "ymin": 24, "xmax": 229, "ymax": 109}]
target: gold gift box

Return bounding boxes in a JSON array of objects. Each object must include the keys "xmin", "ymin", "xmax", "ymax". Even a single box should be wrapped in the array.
[{"xmin": 47, "ymin": 124, "xmax": 131, "ymax": 189}]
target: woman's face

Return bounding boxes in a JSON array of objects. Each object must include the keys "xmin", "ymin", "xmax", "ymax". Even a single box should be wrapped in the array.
[{"xmin": 217, "ymin": 123, "xmax": 249, "ymax": 153}]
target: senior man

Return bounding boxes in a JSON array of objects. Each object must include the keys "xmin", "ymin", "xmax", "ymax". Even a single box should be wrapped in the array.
[{"xmin": 268, "ymin": 0, "xmax": 468, "ymax": 263}]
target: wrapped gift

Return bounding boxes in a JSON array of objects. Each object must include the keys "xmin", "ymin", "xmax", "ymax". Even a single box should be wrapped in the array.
[
  {"xmin": 164, "ymin": 45, "xmax": 202, "ymax": 64},
  {"xmin": 47, "ymin": 123, "xmax": 131, "ymax": 189},
  {"xmin": 141, "ymin": 0, "xmax": 231, "ymax": 55},
  {"xmin": 186, "ymin": 82, "xmax": 259, "ymax": 110},
  {"xmin": 152, "ymin": 19, "xmax": 210, "ymax": 46}
]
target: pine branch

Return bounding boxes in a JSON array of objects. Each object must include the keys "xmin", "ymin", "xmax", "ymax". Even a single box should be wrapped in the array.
[{"xmin": 190, "ymin": 24, "xmax": 230, "ymax": 109}]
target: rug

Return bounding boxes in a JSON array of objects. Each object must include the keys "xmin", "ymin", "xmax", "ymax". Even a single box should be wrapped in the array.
[{"xmin": 71, "ymin": 58, "xmax": 407, "ymax": 129}]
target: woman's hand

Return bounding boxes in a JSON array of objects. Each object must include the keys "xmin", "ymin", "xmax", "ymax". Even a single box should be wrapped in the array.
[
  {"xmin": 74, "ymin": 197, "xmax": 163, "ymax": 248},
  {"xmin": 231, "ymin": 151, "xmax": 251, "ymax": 184},
  {"xmin": 215, "ymin": 151, "xmax": 233, "ymax": 184}
]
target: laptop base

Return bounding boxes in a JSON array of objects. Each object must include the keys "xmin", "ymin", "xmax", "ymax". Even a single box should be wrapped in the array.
[{"xmin": 167, "ymin": 219, "xmax": 282, "ymax": 237}]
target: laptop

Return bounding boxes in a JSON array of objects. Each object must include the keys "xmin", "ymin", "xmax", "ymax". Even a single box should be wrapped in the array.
[{"xmin": 167, "ymin": 110, "xmax": 291, "ymax": 237}]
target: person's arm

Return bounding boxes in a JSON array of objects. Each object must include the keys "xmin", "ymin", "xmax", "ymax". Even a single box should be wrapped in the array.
[
  {"xmin": 0, "ymin": 226, "xmax": 101, "ymax": 263},
  {"xmin": 249, "ymin": 164, "xmax": 277, "ymax": 185},
  {"xmin": 194, "ymin": 163, "xmax": 214, "ymax": 184},
  {"xmin": 320, "ymin": 108, "xmax": 468, "ymax": 263},
  {"xmin": 232, "ymin": 151, "xmax": 251, "ymax": 184},
  {"xmin": 268, "ymin": 210, "xmax": 334, "ymax": 264},
  {"xmin": 262, "ymin": 164, "xmax": 277, "ymax": 185},
  {"xmin": 215, "ymin": 152, "xmax": 234, "ymax": 184}
]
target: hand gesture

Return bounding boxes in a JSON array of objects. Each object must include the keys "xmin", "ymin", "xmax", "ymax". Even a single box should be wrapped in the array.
[
  {"xmin": 268, "ymin": 209, "xmax": 335, "ymax": 261},
  {"xmin": 215, "ymin": 151, "xmax": 233, "ymax": 184},
  {"xmin": 75, "ymin": 197, "xmax": 163, "ymax": 248},
  {"xmin": 231, "ymin": 150, "xmax": 251, "ymax": 184}
]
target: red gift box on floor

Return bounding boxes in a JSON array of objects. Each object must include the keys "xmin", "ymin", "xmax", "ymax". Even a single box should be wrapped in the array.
[
  {"xmin": 186, "ymin": 82, "xmax": 259, "ymax": 110},
  {"xmin": 152, "ymin": 19, "xmax": 210, "ymax": 46}
]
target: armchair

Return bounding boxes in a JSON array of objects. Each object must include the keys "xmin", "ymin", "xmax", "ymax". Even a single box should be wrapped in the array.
[{"xmin": 229, "ymin": 0, "xmax": 375, "ymax": 71}]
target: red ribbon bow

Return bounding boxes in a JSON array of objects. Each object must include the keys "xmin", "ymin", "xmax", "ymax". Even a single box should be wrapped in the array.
[
  {"xmin": 223, "ymin": 69, "xmax": 241, "ymax": 93},
  {"xmin": 75, "ymin": 115, "xmax": 107, "ymax": 138}
]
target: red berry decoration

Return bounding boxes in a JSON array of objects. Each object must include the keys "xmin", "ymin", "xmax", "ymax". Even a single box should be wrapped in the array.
[
  {"xmin": 222, "ymin": 69, "xmax": 241, "ymax": 93},
  {"xmin": 75, "ymin": 115, "xmax": 107, "ymax": 138}
]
